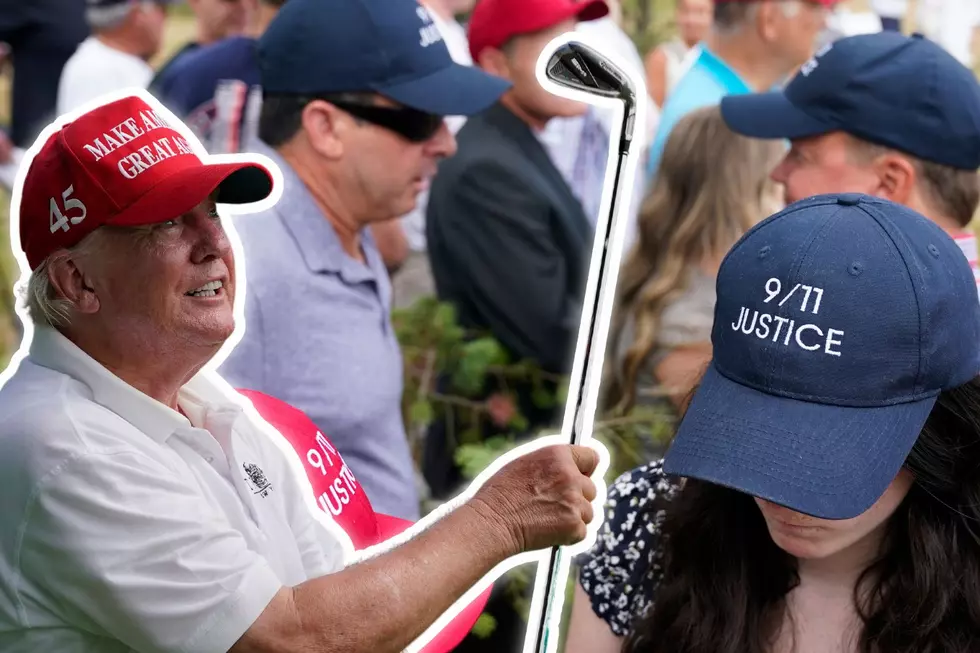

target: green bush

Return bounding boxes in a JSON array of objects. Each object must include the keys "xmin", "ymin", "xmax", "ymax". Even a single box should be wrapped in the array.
[{"xmin": 393, "ymin": 295, "xmax": 676, "ymax": 638}]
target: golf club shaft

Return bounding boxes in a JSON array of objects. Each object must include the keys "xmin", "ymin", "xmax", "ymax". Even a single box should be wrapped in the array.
[{"xmin": 531, "ymin": 147, "xmax": 629, "ymax": 653}]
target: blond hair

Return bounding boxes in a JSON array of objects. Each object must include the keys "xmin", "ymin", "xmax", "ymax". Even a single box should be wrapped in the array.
[{"xmin": 604, "ymin": 105, "xmax": 784, "ymax": 414}]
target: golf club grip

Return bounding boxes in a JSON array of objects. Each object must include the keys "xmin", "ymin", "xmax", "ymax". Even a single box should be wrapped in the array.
[{"xmin": 531, "ymin": 150, "xmax": 630, "ymax": 653}]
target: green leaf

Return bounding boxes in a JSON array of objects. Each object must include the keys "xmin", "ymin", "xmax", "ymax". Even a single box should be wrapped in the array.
[
  {"xmin": 531, "ymin": 385, "xmax": 555, "ymax": 409},
  {"xmin": 408, "ymin": 399, "xmax": 434, "ymax": 426},
  {"xmin": 470, "ymin": 613, "xmax": 497, "ymax": 639},
  {"xmin": 458, "ymin": 426, "xmax": 483, "ymax": 447},
  {"xmin": 452, "ymin": 337, "xmax": 508, "ymax": 395},
  {"xmin": 432, "ymin": 302, "xmax": 456, "ymax": 331},
  {"xmin": 554, "ymin": 381, "xmax": 568, "ymax": 405},
  {"xmin": 508, "ymin": 412, "xmax": 529, "ymax": 433},
  {"xmin": 454, "ymin": 436, "xmax": 519, "ymax": 479}
]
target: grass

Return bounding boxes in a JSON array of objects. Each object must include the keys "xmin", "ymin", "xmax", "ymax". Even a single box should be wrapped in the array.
[{"xmin": 0, "ymin": 3, "xmax": 977, "ymax": 366}]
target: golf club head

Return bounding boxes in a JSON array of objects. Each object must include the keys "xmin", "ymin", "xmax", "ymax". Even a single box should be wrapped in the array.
[
  {"xmin": 546, "ymin": 40, "xmax": 635, "ymax": 103},
  {"xmin": 546, "ymin": 39, "xmax": 637, "ymax": 153}
]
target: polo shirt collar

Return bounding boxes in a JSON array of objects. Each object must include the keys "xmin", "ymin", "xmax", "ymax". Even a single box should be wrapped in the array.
[
  {"xmin": 696, "ymin": 44, "xmax": 752, "ymax": 94},
  {"xmin": 28, "ymin": 325, "xmax": 242, "ymax": 443},
  {"xmin": 250, "ymin": 140, "xmax": 379, "ymax": 286}
]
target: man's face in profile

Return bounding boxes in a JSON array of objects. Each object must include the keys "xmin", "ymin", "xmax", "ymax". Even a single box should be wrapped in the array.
[
  {"xmin": 770, "ymin": 131, "xmax": 883, "ymax": 205},
  {"xmin": 767, "ymin": 0, "xmax": 834, "ymax": 76},
  {"xmin": 329, "ymin": 96, "xmax": 458, "ymax": 221},
  {"xmin": 501, "ymin": 20, "xmax": 589, "ymax": 122}
]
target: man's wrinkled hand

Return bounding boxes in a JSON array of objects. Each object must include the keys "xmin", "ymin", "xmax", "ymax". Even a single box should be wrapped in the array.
[{"xmin": 468, "ymin": 443, "xmax": 601, "ymax": 555}]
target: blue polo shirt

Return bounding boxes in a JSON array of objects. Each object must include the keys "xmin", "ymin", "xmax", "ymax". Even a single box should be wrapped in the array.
[
  {"xmin": 645, "ymin": 45, "xmax": 752, "ymax": 179},
  {"xmin": 218, "ymin": 141, "xmax": 420, "ymax": 521}
]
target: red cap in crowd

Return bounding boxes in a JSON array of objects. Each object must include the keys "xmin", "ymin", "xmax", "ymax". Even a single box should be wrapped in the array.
[
  {"xmin": 467, "ymin": 0, "xmax": 609, "ymax": 63},
  {"xmin": 238, "ymin": 389, "xmax": 494, "ymax": 653},
  {"xmin": 17, "ymin": 94, "xmax": 274, "ymax": 270}
]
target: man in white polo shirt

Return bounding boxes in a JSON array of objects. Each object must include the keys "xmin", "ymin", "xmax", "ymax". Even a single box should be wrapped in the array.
[{"xmin": 0, "ymin": 92, "xmax": 602, "ymax": 653}]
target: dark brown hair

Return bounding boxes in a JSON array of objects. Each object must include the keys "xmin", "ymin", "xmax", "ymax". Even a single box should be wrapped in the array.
[{"xmin": 623, "ymin": 376, "xmax": 980, "ymax": 653}]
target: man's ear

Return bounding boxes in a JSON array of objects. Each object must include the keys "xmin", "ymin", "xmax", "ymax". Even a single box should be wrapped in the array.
[
  {"xmin": 300, "ymin": 100, "xmax": 347, "ymax": 159},
  {"xmin": 478, "ymin": 46, "xmax": 513, "ymax": 80},
  {"xmin": 47, "ymin": 253, "xmax": 100, "ymax": 316},
  {"xmin": 873, "ymin": 153, "xmax": 917, "ymax": 206}
]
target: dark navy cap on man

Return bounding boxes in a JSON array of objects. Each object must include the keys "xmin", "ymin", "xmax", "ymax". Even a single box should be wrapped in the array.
[
  {"xmin": 720, "ymin": 32, "xmax": 980, "ymax": 170},
  {"xmin": 663, "ymin": 193, "xmax": 980, "ymax": 520},
  {"xmin": 257, "ymin": 0, "xmax": 511, "ymax": 117}
]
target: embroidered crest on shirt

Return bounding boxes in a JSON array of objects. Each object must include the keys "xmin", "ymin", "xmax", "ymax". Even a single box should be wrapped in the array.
[{"xmin": 243, "ymin": 462, "xmax": 273, "ymax": 497}]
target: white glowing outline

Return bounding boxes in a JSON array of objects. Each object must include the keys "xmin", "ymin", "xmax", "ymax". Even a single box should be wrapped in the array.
[
  {"xmin": 517, "ymin": 30, "xmax": 649, "ymax": 653},
  {"xmin": 0, "ymin": 85, "xmax": 615, "ymax": 653}
]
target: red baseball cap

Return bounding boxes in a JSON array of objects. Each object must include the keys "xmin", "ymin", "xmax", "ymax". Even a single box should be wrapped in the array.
[
  {"xmin": 467, "ymin": 0, "xmax": 609, "ymax": 63},
  {"xmin": 18, "ymin": 94, "xmax": 273, "ymax": 270},
  {"xmin": 238, "ymin": 389, "xmax": 494, "ymax": 652}
]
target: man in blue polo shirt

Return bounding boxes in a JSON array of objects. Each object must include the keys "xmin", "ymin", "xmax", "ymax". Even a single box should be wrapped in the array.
[
  {"xmin": 645, "ymin": 0, "xmax": 836, "ymax": 180},
  {"xmin": 217, "ymin": 0, "xmax": 510, "ymax": 521}
]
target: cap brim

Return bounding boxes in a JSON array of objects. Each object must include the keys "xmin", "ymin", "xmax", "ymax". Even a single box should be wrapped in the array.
[
  {"xmin": 373, "ymin": 514, "xmax": 494, "ymax": 653},
  {"xmin": 662, "ymin": 364, "xmax": 935, "ymax": 520},
  {"xmin": 373, "ymin": 62, "xmax": 512, "ymax": 117},
  {"xmin": 720, "ymin": 92, "xmax": 838, "ymax": 140},
  {"xmin": 109, "ymin": 160, "xmax": 274, "ymax": 227}
]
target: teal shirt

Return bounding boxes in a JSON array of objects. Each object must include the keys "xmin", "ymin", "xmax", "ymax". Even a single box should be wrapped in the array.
[{"xmin": 645, "ymin": 45, "xmax": 752, "ymax": 179}]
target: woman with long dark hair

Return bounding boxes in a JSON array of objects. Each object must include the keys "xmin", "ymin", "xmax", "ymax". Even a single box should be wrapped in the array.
[{"xmin": 564, "ymin": 193, "xmax": 980, "ymax": 653}]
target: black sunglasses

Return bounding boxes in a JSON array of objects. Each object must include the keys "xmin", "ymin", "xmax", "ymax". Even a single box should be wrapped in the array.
[{"xmin": 324, "ymin": 98, "xmax": 445, "ymax": 143}]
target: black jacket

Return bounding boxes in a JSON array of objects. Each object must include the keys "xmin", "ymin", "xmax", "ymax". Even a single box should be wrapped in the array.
[
  {"xmin": 426, "ymin": 101, "xmax": 593, "ymax": 375},
  {"xmin": 423, "ymin": 102, "xmax": 594, "ymax": 499}
]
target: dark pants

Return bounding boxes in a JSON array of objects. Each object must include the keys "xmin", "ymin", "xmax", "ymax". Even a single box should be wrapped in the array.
[
  {"xmin": 880, "ymin": 16, "xmax": 902, "ymax": 32},
  {"xmin": 422, "ymin": 371, "xmax": 563, "ymax": 652},
  {"xmin": 0, "ymin": 17, "xmax": 88, "ymax": 147}
]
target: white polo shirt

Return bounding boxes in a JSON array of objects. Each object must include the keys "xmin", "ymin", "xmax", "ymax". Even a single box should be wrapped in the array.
[{"xmin": 0, "ymin": 326, "xmax": 346, "ymax": 652}]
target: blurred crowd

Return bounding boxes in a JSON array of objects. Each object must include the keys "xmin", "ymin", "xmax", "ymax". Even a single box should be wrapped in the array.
[{"xmin": 1, "ymin": 0, "xmax": 980, "ymax": 649}]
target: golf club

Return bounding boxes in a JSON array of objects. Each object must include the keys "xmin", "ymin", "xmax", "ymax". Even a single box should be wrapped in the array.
[{"xmin": 526, "ymin": 39, "xmax": 638, "ymax": 653}]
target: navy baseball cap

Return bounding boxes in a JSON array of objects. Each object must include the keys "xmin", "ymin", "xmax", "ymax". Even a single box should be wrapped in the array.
[
  {"xmin": 662, "ymin": 193, "xmax": 980, "ymax": 520},
  {"xmin": 257, "ymin": 0, "xmax": 511, "ymax": 117},
  {"xmin": 720, "ymin": 32, "xmax": 980, "ymax": 170}
]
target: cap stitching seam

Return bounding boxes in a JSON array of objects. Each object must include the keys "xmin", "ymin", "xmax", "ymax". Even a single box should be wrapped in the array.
[
  {"xmin": 712, "ymin": 359, "xmax": 940, "ymax": 407},
  {"xmin": 861, "ymin": 203, "xmax": 925, "ymax": 392},
  {"xmin": 362, "ymin": 0, "xmax": 391, "ymax": 84},
  {"xmin": 777, "ymin": 205, "xmax": 843, "ymax": 385},
  {"xmin": 60, "ymin": 129, "xmax": 121, "ymax": 212}
]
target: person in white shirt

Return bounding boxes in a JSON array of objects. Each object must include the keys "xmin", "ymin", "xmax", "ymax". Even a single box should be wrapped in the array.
[
  {"xmin": 915, "ymin": 0, "xmax": 980, "ymax": 68},
  {"xmin": 870, "ymin": 0, "xmax": 907, "ymax": 31},
  {"xmin": 57, "ymin": 0, "xmax": 171, "ymax": 115},
  {"xmin": 391, "ymin": 0, "xmax": 476, "ymax": 309},
  {"xmin": 0, "ymin": 91, "xmax": 602, "ymax": 653},
  {"xmin": 872, "ymin": 0, "xmax": 980, "ymax": 67},
  {"xmin": 539, "ymin": 0, "xmax": 660, "ymax": 250}
]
